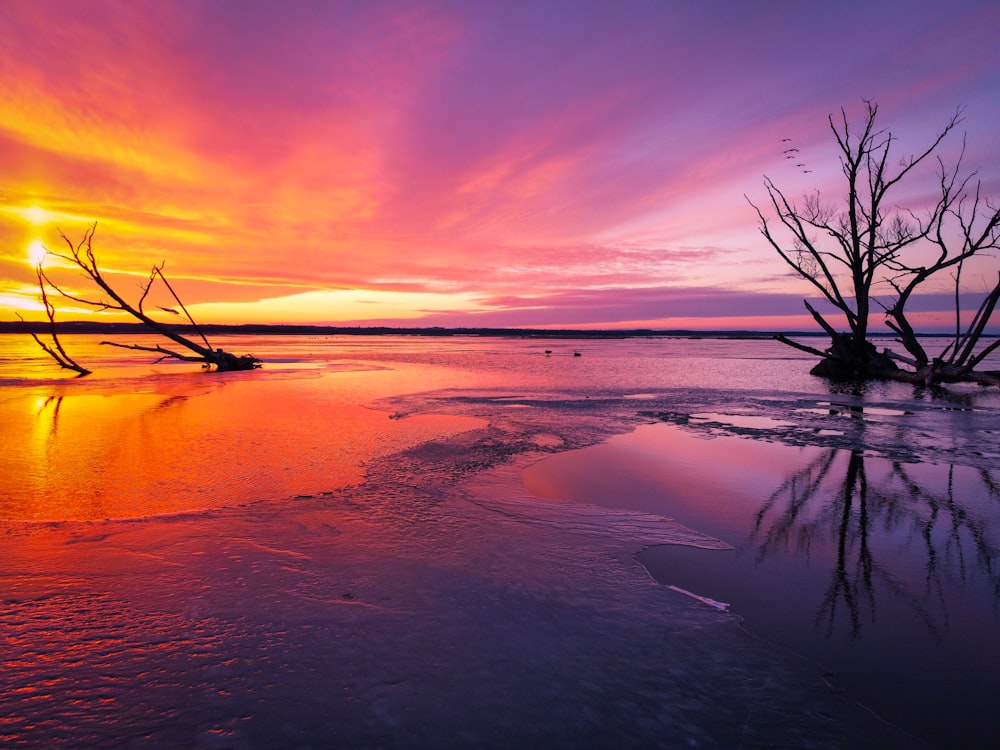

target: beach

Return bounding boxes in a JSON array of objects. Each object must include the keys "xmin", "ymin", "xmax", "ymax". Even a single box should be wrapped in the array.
[{"xmin": 2, "ymin": 334, "xmax": 998, "ymax": 748}]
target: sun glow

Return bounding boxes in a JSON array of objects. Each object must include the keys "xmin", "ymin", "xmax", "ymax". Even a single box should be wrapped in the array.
[
  {"xmin": 24, "ymin": 205, "xmax": 50, "ymax": 225},
  {"xmin": 27, "ymin": 239, "xmax": 48, "ymax": 267}
]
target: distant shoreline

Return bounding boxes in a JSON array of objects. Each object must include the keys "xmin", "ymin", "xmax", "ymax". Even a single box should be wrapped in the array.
[
  {"xmin": 0, "ymin": 320, "xmax": 784, "ymax": 339},
  {"xmin": 0, "ymin": 320, "xmax": 958, "ymax": 339}
]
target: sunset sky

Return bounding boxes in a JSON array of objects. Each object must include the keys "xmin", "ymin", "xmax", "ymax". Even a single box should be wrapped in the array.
[{"xmin": 2, "ymin": 0, "xmax": 999, "ymax": 330}]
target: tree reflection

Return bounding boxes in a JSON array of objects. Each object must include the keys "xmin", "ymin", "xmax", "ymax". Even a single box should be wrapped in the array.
[
  {"xmin": 38, "ymin": 395, "xmax": 64, "ymax": 431},
  {"xmin": 751, "ymin": 446, "xmax": 1000, "ymax": 640}
]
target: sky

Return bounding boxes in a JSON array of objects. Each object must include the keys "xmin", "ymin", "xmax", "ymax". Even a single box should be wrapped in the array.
[{"xmin": 1, "ymin": 0, "xmax": 999, "ymax": 330}]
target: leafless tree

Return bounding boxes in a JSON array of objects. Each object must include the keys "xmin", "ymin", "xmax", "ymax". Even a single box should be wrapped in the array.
[
  {"xmin": 32, "ymin": 224, "xmax": 260, "ymax": 372},
  {"xmin": 18, "ymin": 265, "xmax": 91, "ymax": 376},
  {"xmin": 749, "ymin": 101, "xmax": 1000, "ymax": 386}
]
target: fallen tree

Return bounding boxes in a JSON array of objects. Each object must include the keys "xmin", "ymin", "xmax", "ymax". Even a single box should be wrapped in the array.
[
  {"xmin": 748, "ymin": 101, "xmax": 1000, "ymax": 386},
  {"xmin": 18, "ymin": 264, "xmax": 91, "ymax": 376},
  {"xmin": 30, "ymin": 224, "xmax": 260, "ymax": 373}
]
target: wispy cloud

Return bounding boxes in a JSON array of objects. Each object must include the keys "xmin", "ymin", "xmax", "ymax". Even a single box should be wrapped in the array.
[{"xmin": 1, "ymin": 0, "xmax": 998, "ymax": 326}]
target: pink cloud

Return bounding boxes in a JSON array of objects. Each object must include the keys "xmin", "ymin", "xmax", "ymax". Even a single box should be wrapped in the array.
[{"xmin": 1, "ymin": 1, "xmax": 999, "ymax": 327}]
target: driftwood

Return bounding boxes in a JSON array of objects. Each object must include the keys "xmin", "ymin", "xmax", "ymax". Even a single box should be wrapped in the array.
[{"xmin": 27, "ymin": 224, "xmax": 261, "ymax": 373}]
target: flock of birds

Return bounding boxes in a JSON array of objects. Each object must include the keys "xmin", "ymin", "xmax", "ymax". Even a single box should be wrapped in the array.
[{"xmin": 781, "ymin": 137, "xmax": 812, "ymax": 173}]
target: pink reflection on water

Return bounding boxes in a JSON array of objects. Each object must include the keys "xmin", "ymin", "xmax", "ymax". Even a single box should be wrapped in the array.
[
  {"xmin": 521, "ymin": 422, "xmax": 823, "ymax": 542},
  {"xmin": 521, "ymin": 420, "xmax": 1000, "ymax": 748}
]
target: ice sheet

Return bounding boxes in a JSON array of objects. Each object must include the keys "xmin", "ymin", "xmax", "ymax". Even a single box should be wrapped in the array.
[
  {"xmin": 0, "ymin": 448, "xmax": 923, "ymax": 750},
  {"xmin": 5, "ymin": 334, "xmax": 986, "ymax": 747}
]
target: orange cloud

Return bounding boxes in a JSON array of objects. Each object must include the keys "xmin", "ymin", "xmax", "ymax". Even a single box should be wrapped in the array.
[{"xmin": 1, "ymin": 1, "xmax": 998, "ymax": 328}]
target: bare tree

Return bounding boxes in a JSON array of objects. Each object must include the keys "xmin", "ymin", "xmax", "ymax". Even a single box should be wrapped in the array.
[
  {"xmin": 33, "ymin": 224, "xmax": 260, "ymax": 372},
  {"xmin": 18, "ymin": 264, "xmax": 91, "ymax": 376},
  {"xmin": 749, "ymin": 101, "xmax": 1000, "ymax": 386}
]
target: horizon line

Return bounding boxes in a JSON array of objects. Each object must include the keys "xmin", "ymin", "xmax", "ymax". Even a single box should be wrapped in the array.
[{"xmin": 1, "ymin": 320, "xmax": 994, "ymax": 339}]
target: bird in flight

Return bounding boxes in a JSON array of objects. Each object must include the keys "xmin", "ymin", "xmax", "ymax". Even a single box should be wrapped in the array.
[{"xmin": 779, "ymin": 138, "xmax": 811, "ymax": 174}]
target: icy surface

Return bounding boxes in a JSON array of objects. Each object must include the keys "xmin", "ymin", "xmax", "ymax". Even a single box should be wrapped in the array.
[
  {"xmin": 4, "ymin": 334, "xmax": 991, "ymax": 748},
  {"xmin": 0, "ymin": 447, "xmax": 926, "ymax": 749}
]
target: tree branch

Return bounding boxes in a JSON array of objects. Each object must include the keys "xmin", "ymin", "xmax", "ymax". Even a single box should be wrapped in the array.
[
  {"xmin": 28, "ymin": 225, "xmax": 261, "ymax": 373},
  {"xmin": 20, "ymin": 264, "xmax": 91, "ymax": 376}
]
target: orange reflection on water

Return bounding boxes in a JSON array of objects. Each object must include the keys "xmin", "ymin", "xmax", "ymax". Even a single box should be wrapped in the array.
[{"xmin": 0, "ymin": 372, "xmax": 484, "ymax": 521}]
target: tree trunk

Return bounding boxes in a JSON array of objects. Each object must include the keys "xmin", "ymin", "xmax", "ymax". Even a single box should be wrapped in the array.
[{"xmin": 808, "ymin": 333, "xmax": 900, "ymax": 381}]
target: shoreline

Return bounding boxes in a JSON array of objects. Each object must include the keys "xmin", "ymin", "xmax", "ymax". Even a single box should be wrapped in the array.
[{"xmin": 2, "ymin": 319, "xmax": 967, "ymax": 339}]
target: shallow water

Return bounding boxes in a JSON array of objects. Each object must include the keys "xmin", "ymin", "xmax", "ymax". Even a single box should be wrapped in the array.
[
  {"xmin": 2, "ymin": 333, "xmax": 999, "ymax": 748},
  {"xmin": 2, "ymin": 333, "xmax": 838, "ymax": 520},
  {"xmin": 0, "ymin": 371, "xmax": 484, "ymax": 521},
  {"xmin": 522, "ymin": 422, "xmax": 1000, "ymax": 749}
]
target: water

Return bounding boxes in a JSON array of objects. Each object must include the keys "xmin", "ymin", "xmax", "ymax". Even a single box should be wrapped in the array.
[
  {"xmin": 0, "ymin": 333, "xmax": 832, "ymax": 521},
  {"xmin": 1, "ymin": 332, "xmax": 999, "ymax": 748},
  {"xmin": 523, "ymin": 424, "xmax": 1000, "ymax": 749}
]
